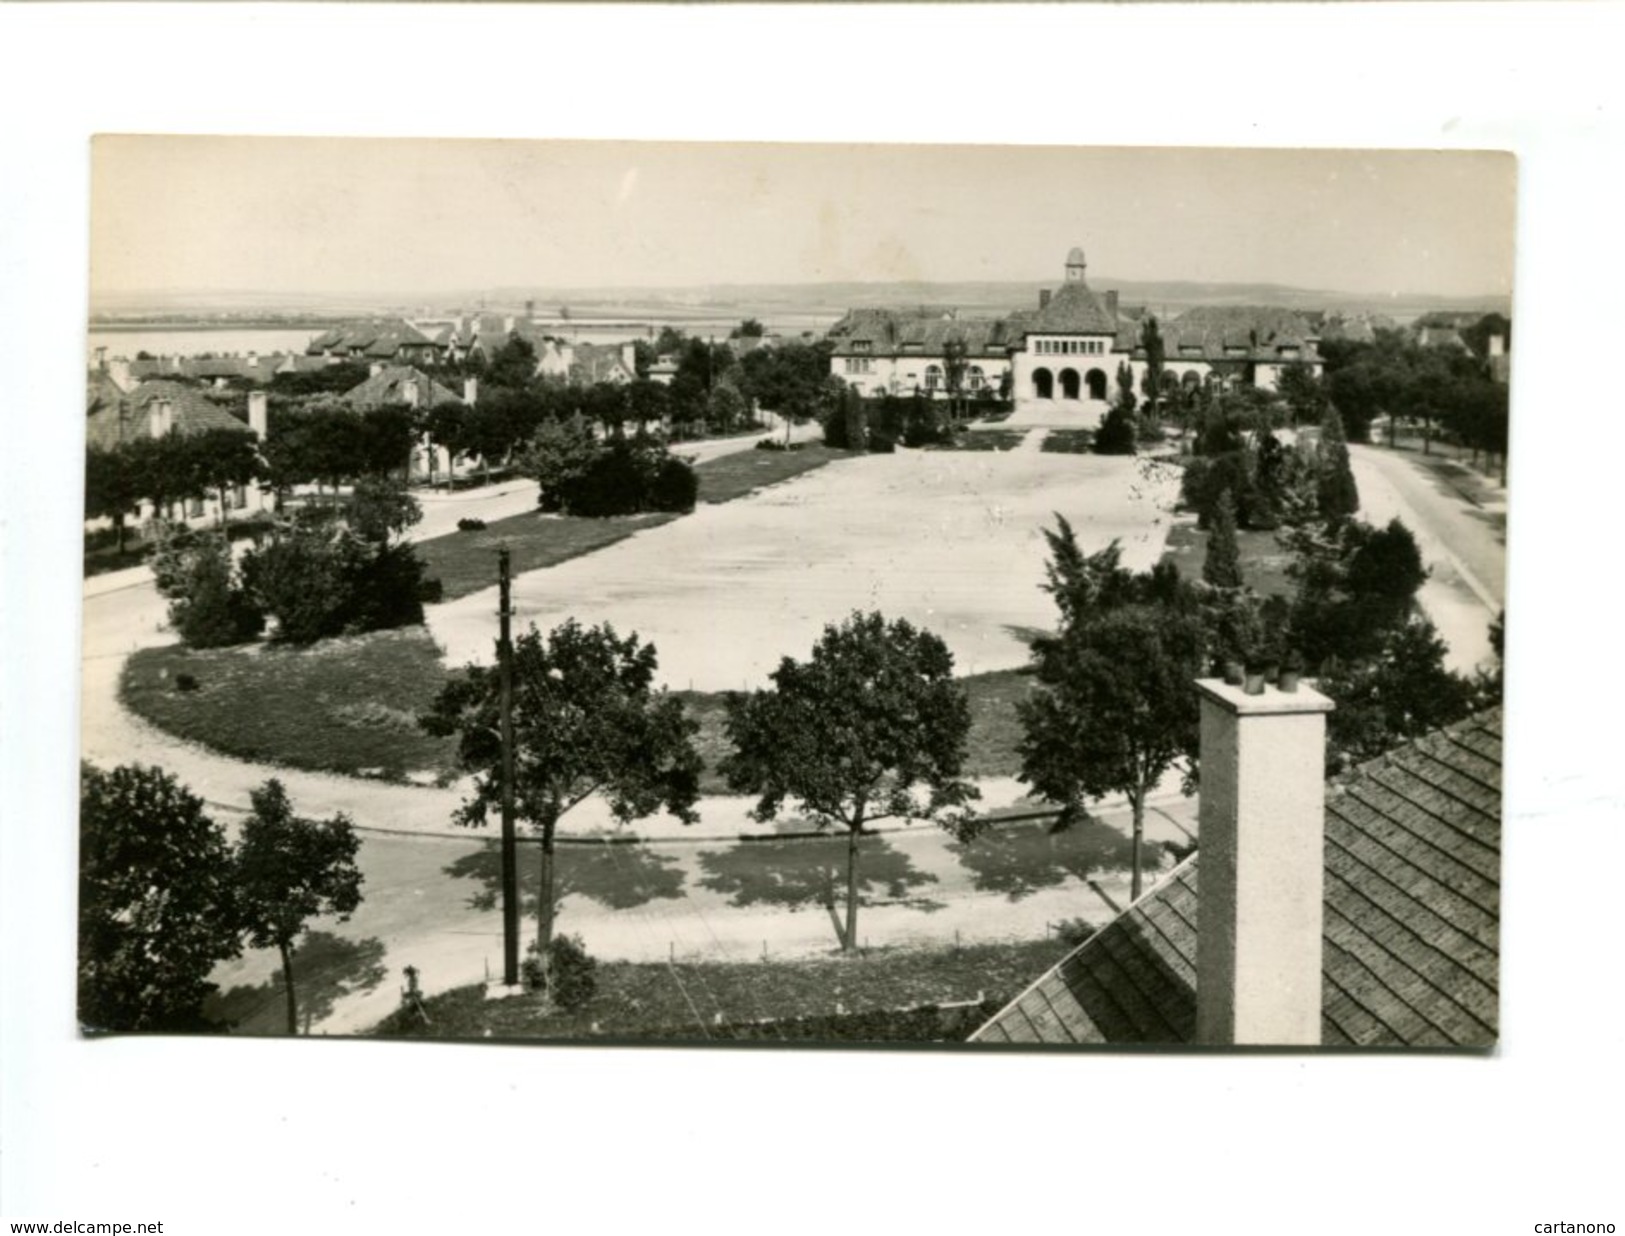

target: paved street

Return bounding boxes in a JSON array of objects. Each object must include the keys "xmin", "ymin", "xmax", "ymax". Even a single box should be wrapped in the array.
[{"xmin": 1349, "ymin": 443, "xmax": 1506, "ymax": 672}]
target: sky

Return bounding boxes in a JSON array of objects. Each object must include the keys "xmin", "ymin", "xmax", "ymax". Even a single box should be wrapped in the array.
[{"xmin": 90, "ymin": 136, "xmax": 1515, "ymax": 301}]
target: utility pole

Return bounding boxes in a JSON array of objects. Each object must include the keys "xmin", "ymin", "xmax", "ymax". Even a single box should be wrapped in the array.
[{"xmin": 497, "ymin": 548, "xmax": 520, "ymax": 987}]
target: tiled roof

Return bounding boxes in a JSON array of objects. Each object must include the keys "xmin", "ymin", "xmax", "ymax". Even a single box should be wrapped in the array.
[
  {"xmin": 341, "ymin": 365, "xmax": 463, "ymax": 409},
  {"xmin": 826, "ymin": 309, "xmax": 1018, "ymax": 358},
  {"xmin": 1160, "ymin": 306, "xmax": 1321, "ymax": 363},
  {"xmin": 1025, "ymin": 282, "xmax": 1119, "ymax": 336},
  {"xmin": 568, "ymin": 342, "xmax": 634, "ymax": 385},
  {"xmin": 86, "ymin": 380, "xmax": 251, "ymax": 451},
  {"xmin": 307, "ymin": 318, "xmax": 434, "ymax": 358},
  {"xmin": 972, "ymin": 708, "xmax": 1502, "ymax": 1049}
]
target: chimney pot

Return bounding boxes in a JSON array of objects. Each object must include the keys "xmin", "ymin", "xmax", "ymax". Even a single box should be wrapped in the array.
[{"xmin": 1194, "ymin": 678, "xmax": 1334, "ymax": 1047}]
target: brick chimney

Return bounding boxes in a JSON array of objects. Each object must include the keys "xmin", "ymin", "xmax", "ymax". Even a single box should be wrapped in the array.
[
  {"xmin": 1488, "ymin": 333, "xmax": 1505, "ymax": 358},
  {"xmin": 1195, "ymin": 678, "xmax": 1334, "ymax": 1046},
  {"xmin": 247, "ymin": 391, "xmax": 268, "ymax": 441},
  {"xmin": 1039, "ymin": 289, "xmax": 1052, "ymax": 310},
  {"xmin": 148, "ymin": 398, "xmax": 173, "ymax": 439},
  {"xmin": 463, "ymin": 377, "xmax": 478, "ymax": 406},
  {"xmin": 1105, "ymin": 290, "xmax": 1119, "ymax": 319}
]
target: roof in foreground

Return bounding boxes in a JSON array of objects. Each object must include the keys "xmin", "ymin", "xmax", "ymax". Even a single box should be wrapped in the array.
[
  {"xmin": 973, "ymin": 708, "xmax": 1502, "ymax": 1049},
  {"xmin": 86, "ymin": 379, "xmax": 252, "ymax": 451}
]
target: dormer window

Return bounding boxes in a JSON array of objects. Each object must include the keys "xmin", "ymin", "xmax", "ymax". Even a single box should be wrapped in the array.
[{"xmin": 852, "ymin": 340, "xmax": 872, "ymax": 353}]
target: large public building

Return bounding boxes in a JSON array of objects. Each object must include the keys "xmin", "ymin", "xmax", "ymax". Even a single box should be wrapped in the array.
[{"xmin": 825, "ymin": 245, "xmax": 1326, "ymax": 427}]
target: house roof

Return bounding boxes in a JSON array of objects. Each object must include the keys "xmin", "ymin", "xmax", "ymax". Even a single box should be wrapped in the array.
[
  {"xmin": 1156, "ymin": 305, "xmax": 1322, "ymax": 364},
  {"xmin": 308, "ymin": 318, "xmax": 434, "ymax": 358},
  {"xmin": 342, "ymin": 366, "xmax": 463, "ymax": 409},
  {"xmin": 86, "ymin": 379, "xmax": 251, "ymax": 451},
  {"xmin": 1025, "ymin": 281, "xmax": 1120, "ymax": 336},
  {"xmin": 972, "ymin": 707, "xmax": 1502, "ymax": 1049},
  {"xmin": 826, "ymin": 309, "xmax": 1018, "ymax": 359},
  {"xmin": 568, "ymin": 342, "xmax": 634, "ymax": 385}
]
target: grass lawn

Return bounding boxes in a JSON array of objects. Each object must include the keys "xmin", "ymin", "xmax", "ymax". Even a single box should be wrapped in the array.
[
  {"xmin": 123, "ymin": 632, "xmax": 1036, "ymax": 790},
  {"xmin": 1040, "ymin": 429, "xmax": 1094, "ymax": 454},
  {"xmin": 1160, "ymin": 520, "xmax": 1298, "ymax": 599},
  {"xmin": 120, "ymin": 627, "xmax": 461, "ymax": 783},
  {"xmin": 688, "ymin": 442, "xmax": 849, "ymax": 505},
  {"xmin": 371, "ymin": 937, "xmax": 1070, "ymax": 1042},
  {"xmin": 933, "ymin": 429, "xmax": 1028, "ymax": 452},
  {"xmin": 419, "ymin": 510, "xmax": 680, "ymax": 603},
  {"xmin": 417, "ymin": 445, "xmax": 851, "ymax": 602}
]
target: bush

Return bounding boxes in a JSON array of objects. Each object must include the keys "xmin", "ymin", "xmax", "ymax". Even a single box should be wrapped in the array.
[
  {"xmin": 648, "ymin": 456, "xmax": 698, "ymax": 513},
  {"xmin": 240, "ymin": 521, "xmax": 429, "ymax": 644},
  {"xmin": 457, "ymin": 517, "xmax": 487, "ymax": 532},
  {"xmin": 754, "ymin": 438, "xmax": 789, "ymax": 452},
  {"xmin": 866, "ymin": 430, "xmax": 897, "ymax": 454},
  {"xmin": 1055, "ymin": 918, "xmax": 1098, "ymax": 948},
  {"xmin": 523, "ymin": 934, "xmax": 598, "ymax": 1010},
  {"xmin": 175, "ymin": 673, "xmax": 199, "ymax": 693},
  {"xmin": 151, "ymin": 526, "xmax": 264, "ymax": 649},
  {"xmin": 1093, "ymin": 405, "xmax": 1138, "ymax": 455}
]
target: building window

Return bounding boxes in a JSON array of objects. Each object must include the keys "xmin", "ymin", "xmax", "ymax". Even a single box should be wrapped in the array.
[
  {"xmin": 187, "ymin": 497, "xmax": 204, "ymax": 519},
  {"xmin": 968, "ymin": 366, "xmax": 985, "ymax": 390},
  {"xmin": 924, "ymin": 365, "xmax": 943, "ymax": 392},
  {"xmin": 852, "ymin": 340, "xmax": 871, "ymax": 353},
  {"xmin": 231, "ymin": 486, "xmax": 248, "ymax": 511},
  {"xmin": 845, "ymin": 357, "xmax": 872, "ymax": 375}
]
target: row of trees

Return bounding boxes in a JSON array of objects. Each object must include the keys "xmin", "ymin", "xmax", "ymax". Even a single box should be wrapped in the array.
[
  {"xmin": 1319, "ymin": 325, "xmax": 1509, "ymax": 463},
  {"xmin": 86, "ymin": 428, "xmax": 263, "ymax": 553},
  {"xmin": 79, "ymin": 765, "xmax": 363, "ymax": 1035}
]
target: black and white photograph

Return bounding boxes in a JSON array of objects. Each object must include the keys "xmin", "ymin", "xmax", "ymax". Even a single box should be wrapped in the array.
[
  {"xmin": 78, "ymin": 136, "xmax": 1510, "ymax": 1048},
  {"xmin": 5, "ymin": 9, "xmax": 1622, "ymax": 1229}
]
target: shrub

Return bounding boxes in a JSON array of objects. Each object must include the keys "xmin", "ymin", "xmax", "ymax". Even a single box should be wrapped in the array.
[
  {"xmin": 1093, "ymin": 405, "xmax": 1137, "ymax": 455},
  {"xmin": 175, "ymin": 673, "xmax": 199, "ymax": 693},
  {"xmin": 754, "ymin": 438, "xmax": 789, "ymax": 452},
  {"xmin": 523, "ymin": 934, "xmax": 598, "ymax": 1009},
  {"xmin": 151, "ymin": 525, "xmax": 264, "ymax": 649},
  {"xmin": 241, "ymin": 521, "xmax": 428, "ymax": 644},
  {"xmin": 648, "ymin": 456, "xmax": 698, "ymax": 513},
  {"xmin": 457, "ymin": 517, "xmax": 487, "ymax": 532},
  {"xmin": 866, "ymin": 430, "xmax": 897, "ymax": 454}
]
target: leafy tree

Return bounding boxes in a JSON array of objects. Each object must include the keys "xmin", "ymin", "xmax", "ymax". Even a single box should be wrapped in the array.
[
  {"xmin": 721, "ymin": 611, "xmax": 978, "ymax": 953},
  {"xmin": 240, "ymin": 511, "xmax": 429, "ymax": 644},
  {"xmin": 347, "ymin": 475, "xmax": 422, "ymax": 546},
  {"xmin": 1276, "ymin": 361, "xmax": 1327, "ymax": 428},
  {"xmin": 485, "ymin": 334, "xmax": 539, "ymax": 390},
  {"xmin": 1114, "ymin": 360, "xmax": 1138, "ymax": 415},
  {"xmin": 233, "ymin": 779, "xmax": 363, "ymax": 1035},
  {"xmin": 1317, "ymin": 618, "xmax": 1479, "ymax": 773},
  {"xmin": 730, "ymin": 318, "xmax": 766, "ymax": 339},
  {"xmin": 150, "ymin": 523, "xmax": 264, "ymax": 648},
  {"xmin": 705, "ymin": 376, "xmax": 751, "ymax": 435},
  {"xmin": 185, "ymin": 428, "xmax": 263, "ymax": 525},
  {"xmin": 517, "ymin": 416, "xmax": 602, "ymax": 512},
  {"xmin": 424, "ymin": 401, "xmax": 470, "ymax": 481},
  {"xmin": 269, "ymin": 361, "xmax": 370, "ymax": 398},
  {"xmin": 79, "ymin": 764, "xmax": 241, "ymax": 1032},
  {"xmin": 624, "ymin": 379, "xmax": 672, "ymax": 435},
  {"xmin": 84, "ymin": 444, "xmax": 146, "ymax": 554},
  {"xmin": 739, "ymin": 339, "xmax": 841, "ymax": 423},
  {"xmin": 1019, "ymin": 522, "xmax": 1205, "ymax": 900},
  {"xmin": 1203, "ymin": 488, "xmax": 1244, "ymax": 589},
  {"xmin": 421, "ymin": 620, "xmax": 702, "ymax": 975}
]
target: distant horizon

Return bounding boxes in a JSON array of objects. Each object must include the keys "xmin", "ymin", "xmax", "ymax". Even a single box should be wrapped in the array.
[{"xmin": 91, "ymin": 138, "xmax": 1516, "ymax": 306}]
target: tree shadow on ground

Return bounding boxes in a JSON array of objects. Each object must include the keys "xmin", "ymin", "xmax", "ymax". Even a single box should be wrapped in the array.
[
  {"xmin": 696, "ymin": 833, "xmax": 944, "ymax": 944},
  {"xmin": 950, "ymin": 815, "xmax": 1155, "ymax": 902},
  {"xmin": 443, "ymin": 838, "xmax": 687, "ymax": 917},
  {"xmin": 206, "ymin": 932, "xmax": 388, "ymax": 1035}
]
